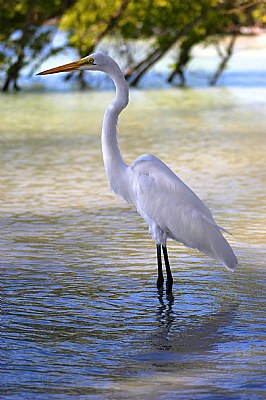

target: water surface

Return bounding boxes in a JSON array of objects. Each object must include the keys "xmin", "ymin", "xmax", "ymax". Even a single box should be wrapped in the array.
[{"xmin": 1, "ymin": 87, "xmax": 266, "ymax": 399}]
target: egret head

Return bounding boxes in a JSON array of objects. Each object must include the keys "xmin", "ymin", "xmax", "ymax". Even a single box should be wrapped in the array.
[{"xmin": 37, "ymin": 53, "xmax": 117, "ymax": 76}]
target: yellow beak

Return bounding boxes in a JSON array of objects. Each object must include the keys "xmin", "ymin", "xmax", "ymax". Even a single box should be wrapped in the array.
[{"xmin": 36, "ymin": 60, "xmax": 80, "ymax": 75}]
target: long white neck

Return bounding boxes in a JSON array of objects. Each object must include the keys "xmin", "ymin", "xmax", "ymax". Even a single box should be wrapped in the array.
[{"xmin": 101, "ymin": 62, "xmax": 130, "ymax": 199}]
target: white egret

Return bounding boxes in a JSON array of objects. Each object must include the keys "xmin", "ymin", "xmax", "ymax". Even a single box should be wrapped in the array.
[{"xmin": 37, "ymin": 53, "xmax": 238, "ymax": 294}]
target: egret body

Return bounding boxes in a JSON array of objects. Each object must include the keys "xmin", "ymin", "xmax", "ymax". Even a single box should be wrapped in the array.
[{"xmin": 37, "ymin": 53, "xmax": 238, "ymax": 294}]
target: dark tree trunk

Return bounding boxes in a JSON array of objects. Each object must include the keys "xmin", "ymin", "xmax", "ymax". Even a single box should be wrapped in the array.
[
  {"xmin": 209, "ymin": 33, "xmax": 237, "ymax": 86},
  {"xmin": 129, "ymin": 48, "xmax": 167, "ymax": 87},
  {"xmin": 167, "ymin": 43, "xmax": 192, "ymax": 85},
  {"xmin": 1, "ymin": 0, "xmax": 76, "ymax": 92},
  {"xmin": 167, "ymin": 64, "xmax": 186, "ymax": 86},
  {"xmin": 2, "ymin": 37, "xmax": 27, "ymax": 92}
]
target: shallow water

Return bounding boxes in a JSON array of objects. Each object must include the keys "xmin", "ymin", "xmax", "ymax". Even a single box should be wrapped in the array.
[{"xmin": 1, "ymin": 87, "xmax": 266, "ymax": 399}]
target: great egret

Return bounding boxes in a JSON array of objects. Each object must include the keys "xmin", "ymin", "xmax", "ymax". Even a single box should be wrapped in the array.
[{"xmin": 37, "ymin": 53, "xmax": 238, "ymax": 294}]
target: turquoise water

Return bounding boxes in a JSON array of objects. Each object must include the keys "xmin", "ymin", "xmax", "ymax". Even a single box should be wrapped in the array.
[{"xmin": 1, "ymin": 86, "xmax": 266, "ymax": 399}]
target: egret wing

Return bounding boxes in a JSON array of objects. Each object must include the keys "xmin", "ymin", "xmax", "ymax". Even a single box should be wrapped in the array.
[{"xmin": 129, "ymin": 154, "xmax": 237, "ymax": 270}]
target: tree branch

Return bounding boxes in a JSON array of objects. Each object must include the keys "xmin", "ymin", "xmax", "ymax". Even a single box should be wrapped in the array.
[
  {"xmin": 128, "ymin": 1, "xmax": 228, "ymax": 86},
  {"xmin": 209, "ymin": 32, "xmax": 238, "ymax": 85}
]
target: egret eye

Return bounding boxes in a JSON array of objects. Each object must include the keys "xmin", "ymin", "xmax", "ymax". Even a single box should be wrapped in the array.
[{"xmin": 82, "ymin": 58, "xmax": 95, "ymax": 65}]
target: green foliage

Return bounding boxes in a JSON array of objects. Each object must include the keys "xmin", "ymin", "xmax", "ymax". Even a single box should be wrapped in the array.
[
  {"xmin": 116, "ymin": 0, "xmax": 217, "ymax": 43},
  {"xmin": 0, "ymin": 0, "xmax": 74, "ymax": 90},
  {"xmin": 60, "ymin": 0, "xmax": 124, "ymax": 56},
  {"xmin": 0, "ymin": 0, "xmax": 265, "ymax": 90}
]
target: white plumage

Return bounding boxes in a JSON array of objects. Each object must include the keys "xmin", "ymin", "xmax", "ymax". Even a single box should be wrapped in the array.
[
  {"xmin": 38, "ymin": 52, "xmax": 238, "ymax": 293},
  {"xmin": 129, "ymin": 154, "xmax": 237, "ymax": 271}
]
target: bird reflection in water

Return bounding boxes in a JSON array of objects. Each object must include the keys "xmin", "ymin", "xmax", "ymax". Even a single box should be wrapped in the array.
[
  {"xmin": 156, "ymin": 293, "xmax": 175, "ymax": 331},
  {"xmin": 148, "ymin": 294, "xmax": 240, "ymax": 360}
]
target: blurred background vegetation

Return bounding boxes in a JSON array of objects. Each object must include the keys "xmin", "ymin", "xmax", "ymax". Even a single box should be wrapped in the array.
[{"xmin": 0, "ymin": 0, "xmax": 265, "ymax": 91}]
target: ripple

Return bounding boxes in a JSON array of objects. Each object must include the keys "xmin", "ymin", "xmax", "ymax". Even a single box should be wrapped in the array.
[{"xmin": 1, "ymin": 88, "xmax": 266, "ymax": 399}]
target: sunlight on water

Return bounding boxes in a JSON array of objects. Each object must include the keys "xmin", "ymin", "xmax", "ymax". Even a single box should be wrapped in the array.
[{"xmin": 1, "ymin": 87, "xmax": 266, "ymax": 399}]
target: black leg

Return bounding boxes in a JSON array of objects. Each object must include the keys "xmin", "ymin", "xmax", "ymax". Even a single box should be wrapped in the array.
[
  {"xmin": 162, "ymin": 245, "xmax": 173, "ymax": 294},
  {"xmin": 156, "ymin": 244, "xmax": 164, "ymax": 290}
]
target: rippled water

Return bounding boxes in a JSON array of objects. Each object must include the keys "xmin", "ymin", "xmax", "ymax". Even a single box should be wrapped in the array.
[{"xmin": 1, "ymin": 87, "xmax": 266, "ymax": 399}]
